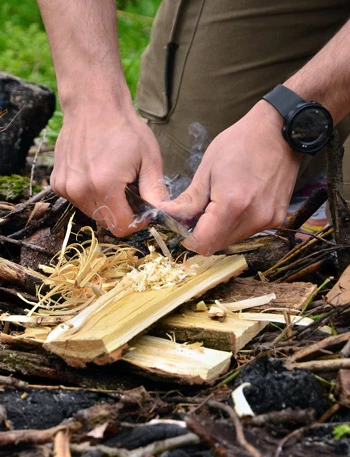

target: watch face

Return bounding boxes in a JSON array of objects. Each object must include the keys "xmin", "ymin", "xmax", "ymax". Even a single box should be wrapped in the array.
[{"xmin": 286, "ymin": 104, "xmax": 333, "ymax": 154}]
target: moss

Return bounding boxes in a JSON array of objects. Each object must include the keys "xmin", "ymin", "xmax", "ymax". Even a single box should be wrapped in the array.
[{"xmin": 0, "ymin": 174, "xmax": 42, "ymax": 202}]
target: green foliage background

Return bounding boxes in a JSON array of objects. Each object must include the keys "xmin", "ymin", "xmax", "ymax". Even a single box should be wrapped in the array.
[{"xmin": 0, "ymin": 0, "xmax": 161, "ymax": 142}]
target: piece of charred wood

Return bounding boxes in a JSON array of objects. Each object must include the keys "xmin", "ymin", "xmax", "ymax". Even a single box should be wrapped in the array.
[{"xmin": 224, "ymin": 234, "xmax": 291, "ymax": 274}]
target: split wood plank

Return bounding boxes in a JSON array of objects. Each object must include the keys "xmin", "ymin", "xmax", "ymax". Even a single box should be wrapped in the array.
[
  {"xmin": 214, "ymin": 277, "xmax": 317, "ymax": 311},
  {"xmin": 152, "ymin": 311, "xmax": 267, "ymax": 354},
  {"xmin": 121, "ymin": 335, "xmax": 232, "ymax": 384},
  {"xmin": 326, "ymin": 265, "xmax": 350, "ymax": 306},
  {"xmin": 43, "ymin": 254, "xmax": 247, "ymax": 367}
]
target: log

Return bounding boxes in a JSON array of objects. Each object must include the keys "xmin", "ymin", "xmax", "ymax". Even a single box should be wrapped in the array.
[
  {"xmin": 121, "ymin": 335, "xmax": 232, "ymax": 384},
  {"xmin": 0, "ymin": 256, "xmax": 43, "ymax": 294},
  {"xmin": 43, "ymin": 254, "xmax": 247, "ymax": 367},
  {"xmin": 152, "ymin": 311, "xmax": 267, "ymax": 354}
]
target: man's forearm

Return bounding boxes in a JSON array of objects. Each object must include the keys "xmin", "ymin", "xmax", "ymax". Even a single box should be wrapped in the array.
[
  {"xmin": 285, "ymin": 19, "xmax": 350, "ymax": 125},
  {"xmin": 37, "ymin": 0, "xmax": 131, "ymax": 110}
]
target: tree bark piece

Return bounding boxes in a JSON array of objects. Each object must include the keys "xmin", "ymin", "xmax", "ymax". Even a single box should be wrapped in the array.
[
  {"xmin": 214, "ymin": 277, "xmax": 317, "ymax": 312},
  {"xmin": 122, "ymin": 335, "xmax": 232, "ymax": 384},
  {"xmin": 326, "ymin": 264, "xmax": 350, "ymax": 306},
  {"xmin": 152, "ymin": 310, "xmax": 267, "ymax": 354},
  {"xmin": 43, "ymin": 255, "xmax": 247, "ymax": 367}
]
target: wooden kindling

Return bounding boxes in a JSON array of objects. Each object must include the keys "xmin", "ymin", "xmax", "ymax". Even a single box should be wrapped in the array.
[{"xmin": 43, "ymin": 254, "xmax": 248, "ymax": 367}]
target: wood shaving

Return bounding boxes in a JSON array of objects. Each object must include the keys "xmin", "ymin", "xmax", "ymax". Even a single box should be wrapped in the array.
[{"xmin": 22, "ymin": 222, "xmax": 197, "ymax": 320}]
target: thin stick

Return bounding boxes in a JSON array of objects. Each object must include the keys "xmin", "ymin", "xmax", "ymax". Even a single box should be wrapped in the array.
[
  {"xmin": 286, "ymin": 358, "xmax": 350, "ymax": 372},
  {"xmin": 207, "ymin": 400, "xmax": 262, "ymax": 457},
  {"xmin": 288, "ymin": 332, "xmax": 350, "ymax": 363},
  {"xmin": 274, "ymin": 422, "xmax": 348, "ymax": 457},
  {"xmin": 70, "ymin": 432, "xmax": 200, "ymax": 457},
  {"xmin": 30, "ymin": 129, "xmax": 46, "ymax": 197},
  {"xmin": 0, "ymin": 234, "xmax": 52, "ymax": 254},
  {"xmin": 0, "ymin": 423, "xmax": 79, "ymax": 446}
]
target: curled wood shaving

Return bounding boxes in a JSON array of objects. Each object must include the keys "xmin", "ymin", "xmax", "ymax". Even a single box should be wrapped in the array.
[
  {"xmin": 126, "ymin": 246, "xmax": 197, "ymax": 292},
  {"xmin": 21, "ymin": 221, "xmax": 196, "ymax": 321}
]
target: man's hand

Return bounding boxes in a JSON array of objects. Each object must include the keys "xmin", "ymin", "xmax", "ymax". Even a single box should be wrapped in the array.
[
  {"xmin": 51, "ymin": 104, "xmax": 167, "ymax": 236},
  {"xmin": 159, "ymin": 101, "xmax": 302, "ymax": 255},
  {"xmin": 36, "ymin": 0, "xmax": 168, "ymax": 236}
]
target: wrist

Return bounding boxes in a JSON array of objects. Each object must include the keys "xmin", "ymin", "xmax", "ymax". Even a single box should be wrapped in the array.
[
  {"xmin": 58, "ymin": 72, "xmax": 136, "ymax": 123},
  {"xmin": 261, "ymin": 85, "xmax": 333, "ymax": 155}
]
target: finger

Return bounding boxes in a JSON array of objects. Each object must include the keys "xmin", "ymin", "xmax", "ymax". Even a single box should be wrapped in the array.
[
  {"xmin": 138, "ymin": 156, "xmax": 169, "ymax": 205},
  {"xmin": 180, "ymin": 200, "xmax": 241, "ymax": 255},
  {"xmin": 158, "ymin": 174, "xmax": 211, "ymax": 222}
]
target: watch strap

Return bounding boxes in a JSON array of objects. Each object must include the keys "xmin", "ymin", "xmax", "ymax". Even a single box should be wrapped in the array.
[{"xmin": 262, "ymin": 84, "xmax": 305, "ymax": 119}]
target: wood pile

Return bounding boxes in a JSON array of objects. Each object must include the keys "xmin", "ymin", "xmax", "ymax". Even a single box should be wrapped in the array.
[{"xmin": 0, "ymin": 218, "xmax": 327, "ymax": 384}]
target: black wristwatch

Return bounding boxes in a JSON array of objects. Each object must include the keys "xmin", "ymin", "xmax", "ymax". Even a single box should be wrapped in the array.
[{"xmin": 262, "ymin": 84, "xmax": 333, "ymax": 155}]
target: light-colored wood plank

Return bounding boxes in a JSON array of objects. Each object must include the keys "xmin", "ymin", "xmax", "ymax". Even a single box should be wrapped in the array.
[
  {"xmin": 153, "ymin": 311, "xmax": 267, "ymax": 354},
  {"xmin": 43, "ymin": 254, "xmax": 247, "ymax": 366},
  {"xmin": 121, "ymin": 335, "xmax": 232, "ymax": 384}
]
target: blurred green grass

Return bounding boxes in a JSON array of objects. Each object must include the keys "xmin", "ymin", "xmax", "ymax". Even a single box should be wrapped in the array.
[{"xmin": 0, "ymin": 0, "xmax": 161, "ymax": 142}]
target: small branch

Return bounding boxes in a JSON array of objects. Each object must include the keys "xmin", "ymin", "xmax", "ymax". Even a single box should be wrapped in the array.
[
  {"xmin": 0, "ymin": 234, "xmax": 53, "ymax": 255},
  {"xmin": 274, "ymin": 422, "xmax": 347, "ymax": 457},
  {"xmin": 0, "ymin": 374, "xmax": 29, "ymax": 390},
  {"xmin": 0, "ymin": 186, "xmax": 53, "ymax": 226},
  {"xmin": 288, "ymin": 332, "xmax": 350, "ymax": 363},
  {"xmin": 244, "ymin": 408, "xmax": 315, "ymax": 427},
  {"xmin": 286, "ymin": 358, "xmax": 350, "ymax": 372},
  {"xmin": 0, "ymin": 256, "xmax": 43, "ymax": 294},
  {"xmin": 30, "ymin": 130, "xmax": 46, "ymax": 197},
  {"xmin": 207, "ymin": 400, "xmax": 262, "ymax": 457},
  {"xmin": 0, "ymin": 422, "xmax": 80, "ymax": 446},
  {"xmin": 279, "ymin": 187, "xmax": 328, "ymax": 236},
  {"xmin": 70, "ymin": 432, "xmax": 200, "ymax": 457}
]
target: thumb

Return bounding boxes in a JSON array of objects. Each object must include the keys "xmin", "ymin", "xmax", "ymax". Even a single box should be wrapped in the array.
[{"xmin": 159, "ymin": 176, "xmax": 210, "ymax": 223}]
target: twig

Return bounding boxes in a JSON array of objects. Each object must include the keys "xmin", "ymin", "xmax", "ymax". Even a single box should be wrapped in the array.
[
  {"xmin": 30, "ymin": 129, "xmax": 46, "ymax": 197},
  {"xmin": 0, "ymin": 374, "xmax": 29, "ymax": 390},
  {"xmin": 207, "ymin": 400, "xmax": 262, "ymax": 457},
  {"xmin": 293, "ymin": 303, "xmax": 350, "ymax": 340},
  {"xmin": 279, "ymin": 187, "xmax": 328, "ymax": 235},
  {"xmin": 0, "ymin": 186, "xmax": 53, "ymax": 226},
  {"xmin": 0, "ymin": 103, "xmax": 25, "ymax": 133},
  {"xmin": 0, "ymin": 422, "xmax": 80, "ymax": 446},
  {"xmin": 274, "ymin": 422, "xmax": 348, "ymax": 457},
  {"xmin": 8, "ymin": 196, "xmax": 69, "ymax": 240},
  {"xmin": 0, "ymin": 234, "xmax": 53, "ymax": 255},
  {"xmin": 0, "ymin": 256, "xmax": 43, "ymax": 293},
  {"xmin": 288, "ymin": 332, "xmax": 350, "ymax": 363},
  {"xmin": 69, "ymin": 432, "xmax": 200, "ymax": 457},
  {"xmin": 261, "ymin": 228, "xmax": 334, "ymax": 280},
  {"xmin": 244, "ymin": 408, "xmax": 315, "ymax": 427},
  {"xmin": 286, "ymin": 358, "xmax": 350, "ymax": 372}
]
